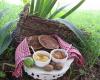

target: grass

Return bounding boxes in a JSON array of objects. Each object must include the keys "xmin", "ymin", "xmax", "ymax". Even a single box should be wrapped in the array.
[
  {"xmin": 66, "ymin": 10, "xmax": 100, "ymax": 66},
  {"xmin": 0, "ymin": 2, "xmax": 100, "ymax": 66},
  {"xmin": 67, "ymin": 10, "xmax": 100, "ymax": 33}
]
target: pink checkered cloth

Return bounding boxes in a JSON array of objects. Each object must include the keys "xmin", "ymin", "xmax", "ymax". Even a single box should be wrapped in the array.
[
  {"xmin": 12, "ymin": 38, "xmax": 31, "ymax": 78},
  {"xmin": 54, "ymin": 35, "xmax": 84, "ymax": 66},
  {"xmin": 12, "ymin": 35, "xmax": 84, "ymax": 78}
]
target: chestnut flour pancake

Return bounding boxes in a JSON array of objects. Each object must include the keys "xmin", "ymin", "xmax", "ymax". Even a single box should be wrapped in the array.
[
  {"xmin": 38, "ymin": 35, "xmax": 59, "ymax": 49},
  {"xmin": 27, "ymin": 35, "xmax": 43, "ymax": 50}
]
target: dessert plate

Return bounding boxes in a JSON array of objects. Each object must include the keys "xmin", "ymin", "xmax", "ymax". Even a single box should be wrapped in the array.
[{"xmin": 24, "ymin": 58, "xmax": 74, "ymax": 80}]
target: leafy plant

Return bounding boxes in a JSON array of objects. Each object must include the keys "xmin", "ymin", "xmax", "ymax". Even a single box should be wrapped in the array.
[
  {"xmin": 22, "ymin": 0, "xmax": 85, "ymax": 19},
  {"xmin": 0, "ymin": 10, "xmax": 16, "ymax": 55},
  {"xmin": 0, "ymin": 9, "xmax": 8, "ymax": 20},
  {"xmin": 0, "ymin": 71, "xmax": 6, "ymax": 78},
  {"xmin": 85, "ymin": 35, "xmax": 100, "ymax": 67},
  {"xmin": 5, "ymin": 46, "xmax": 15, "ymax": 58}
]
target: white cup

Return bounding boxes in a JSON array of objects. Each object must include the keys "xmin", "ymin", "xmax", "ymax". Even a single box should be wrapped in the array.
[
  {"xmin": 33, "ymin": 50, "xmax": 51, "ymax": 67},
  {"xmin": 50, "ymin": 49, "xmax": 68, "ymax": 64}
]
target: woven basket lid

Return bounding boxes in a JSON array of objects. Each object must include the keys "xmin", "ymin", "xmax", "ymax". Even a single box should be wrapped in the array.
[
  {"xmin": 27, "ymin": 35, "xmax": 43, "ymax": 50},
  {"xmin": 38, "ymin": 35, "xmax": 59, "ymax": 49}
]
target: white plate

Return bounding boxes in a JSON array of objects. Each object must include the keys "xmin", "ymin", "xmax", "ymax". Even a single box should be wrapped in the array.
[{"xmin": 24, "ymin": 58, "xmax": 74, "ymax": 80}]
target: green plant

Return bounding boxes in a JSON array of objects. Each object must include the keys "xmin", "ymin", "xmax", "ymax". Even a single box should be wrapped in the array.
[
  {"xmin": 5, "ymin": 46, "xmax": 15, "ymax": 57},
  {"xmin": 0, "ymin": 9, "xmax": 8, "ymax": 19},
  {"xmin": 85, "ymin": 35, "xmax": 100, "ymax": 67},
  {"xmin": 21, "ymin": 0, "xmax": 86, "ymax": 46},
  {"xmin": 0, "ymin": 71, "xmax": 6, "ymax": 78},
  {"xmin": 22, "ymin": 0, "xmax": 85, "ymax": 19},
  {"xmin": 0, "ymin": 9, "xmax": 16, "ymax": 55}
]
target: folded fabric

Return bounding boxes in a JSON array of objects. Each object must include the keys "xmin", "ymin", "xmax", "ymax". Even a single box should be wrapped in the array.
[
  {"xmin": 13, "ymin": 35, "xmax": 84, "ymax": 78},
  {"xmin": 54, "ymin": 35, "xmax": 84, "ymax": 66},
  {"xmin": 12, "ymin": 38, "xmax": 31, "ymax": 78}
]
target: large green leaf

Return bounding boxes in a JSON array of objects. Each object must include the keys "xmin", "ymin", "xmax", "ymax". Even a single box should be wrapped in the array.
[
  {"xmin": 0, "ymin": 9, "xmax": 8, "ymax": 20},
  {"xmin": 0, "ymin": 20, "xmax": 17, "ymax": 55},
  {"xmin": 30, "ymin": 0, "xmax": 34, "ymax": 15},
  {"xmin": 40, "ymin": 0, "xmax": 57, "ymax": 18},
  {"xmin": 35, "ymin": 0, "xmax": 41, "ymax": 15},
  {"xmin": 27, "ymin": 0, "xmax": 84, "ymax": 18},
  {"xmin": 49, "ymin": 4, "xmax": 70, "ymax": 19},
  {"xmin": 0, "ymin": 34, "xmax": 12, "ymax": 55},
  {"xmin": 56, "ymin": 19, "xmax": 86, "ymax": 46},
  {"xmin": 0, "ymin": 20, "xmax": 16, "ymax": 32},
  {"xmin": 34, "ymin": 0, "xmax": 45, "ymax": 16},
  {"xmin": 0, "ymin": 10, "xmax": 3, "ymax": 19},
  {"xmin": 60, "ymin": 0, "xmax": 85, "ymax": 18}
]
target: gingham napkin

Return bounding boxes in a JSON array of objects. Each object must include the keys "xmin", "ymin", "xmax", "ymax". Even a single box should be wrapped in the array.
[
  {"xmin": 54, "ymin": 35, "xmax": 84, "ymax": 66},
  {"xmin": 12, "ymin": 38, "xmax": 31, "ymax": 78},
  {"xmin": 13, "ymin": 35, "xmax": 84, "ymax": 78}
]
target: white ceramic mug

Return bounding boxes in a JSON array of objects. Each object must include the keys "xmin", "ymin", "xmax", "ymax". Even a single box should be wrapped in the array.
[
  {"xmin": 50, "ymin": 49, "xmax": 68, "ymax": 64},
  {"xmin": 33, "ymin": 50, "xmax": 51, "ymax": 67}
]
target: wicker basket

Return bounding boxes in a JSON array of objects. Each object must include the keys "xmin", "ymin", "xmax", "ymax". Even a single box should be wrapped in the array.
[
  {"xmin": 12, "ymin": 16, "xmax": 80, "ymax": 48},
  {"xmin": 12, "ymin": 15, "xmax": 80, "ymax": 80}
]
